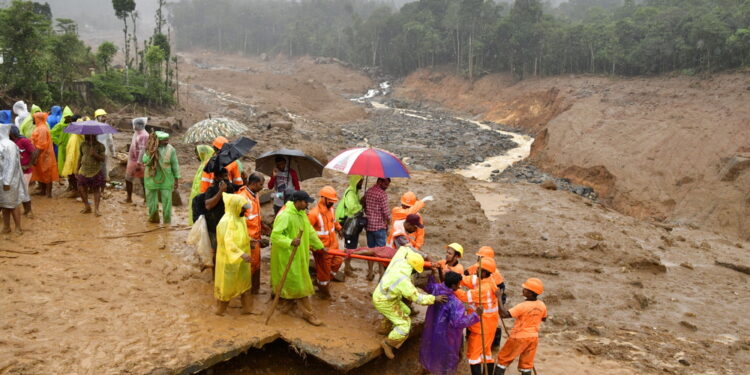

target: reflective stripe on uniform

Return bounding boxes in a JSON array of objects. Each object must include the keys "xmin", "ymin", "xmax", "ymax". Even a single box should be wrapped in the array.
[
  {"xmin": 201, "ymin": 177, "xmax": 213, "ymax": 183},
  {"xmin": 379, "ymin": 274, "xmax": 409, "ymax": 299},
  {"xmin": 316, "ymin": 213, "xmax": 329, "ymax": 236},
  {"xmin": 393, "ymin": 325, "xmax": 408, "ymax": 337}
]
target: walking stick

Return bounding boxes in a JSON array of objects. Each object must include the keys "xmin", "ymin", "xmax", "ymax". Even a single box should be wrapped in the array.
[
  {"xmin": 264, "ymin": 229, "xmax": 304, "ymax": 325},
  {"xmin": 477, "ymin": 256, "xmax": 487, "ymax": 375}
]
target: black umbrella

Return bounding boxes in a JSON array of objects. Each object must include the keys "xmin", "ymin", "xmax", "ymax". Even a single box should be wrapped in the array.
[
  {"xmin": 205, "ymin": 137, "xmax": 257, "ymax": 174},
  {"xmin": 255, "ymin": 149, "xmax": 324, "ymax": 181}
]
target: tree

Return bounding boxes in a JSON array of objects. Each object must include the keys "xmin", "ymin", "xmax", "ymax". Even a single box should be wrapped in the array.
[
  {"xmin": 112, "ymin": 0, "xmax": 136, "ymax": 82},
  {"xmin": 96, "ymin": 41, "xmax": 118, "ymax": 72},
  {"xmin": 0, "ymin": 0, "xmax": 52, "ymax": 103}
]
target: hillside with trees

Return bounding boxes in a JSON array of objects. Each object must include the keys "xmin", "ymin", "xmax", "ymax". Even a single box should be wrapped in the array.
[
  {"xmin": 0, "ymin": 0, "xmax": 175, "ymax": 108},
  {"xmin": 171, "ymin": 0, "xmax": 750, "ymax": 79}
]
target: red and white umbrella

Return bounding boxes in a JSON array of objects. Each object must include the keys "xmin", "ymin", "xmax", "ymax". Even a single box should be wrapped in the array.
[{"xmin": 325, "ymin": 147, "xmax": 410, "ymax": 178}]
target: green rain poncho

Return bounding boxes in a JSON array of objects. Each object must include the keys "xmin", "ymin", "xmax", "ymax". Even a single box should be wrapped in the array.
[
  {"xmin": 270, "ymin": 200, "xmax": 325, "ymax": 299},
  {"xmin": 188, "ymin": 145, "xmax": 214, "ymax": 225},
  {"xmin": 214, "ymin": 193, "xmax": 252, "ymax": 301},
  {"xmin": 20, "ymin": 105, "xmax": 41, "ymax": 138},
  {"xmin": 50, "ymin": 106, "xmax": 74, "ymax": 174},
  {"xmin": 335, "ymin": 175, "xmax": 363, "ymax": 222}
]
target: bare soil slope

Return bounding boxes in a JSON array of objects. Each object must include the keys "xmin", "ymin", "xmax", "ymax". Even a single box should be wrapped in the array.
[{"xmin": 396, "ymin": 69, "xmax": 750, "ymax": 240}]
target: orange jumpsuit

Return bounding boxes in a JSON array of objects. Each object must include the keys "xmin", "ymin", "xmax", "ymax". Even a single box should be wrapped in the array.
[
  {"xmin": 386, "ymin": 200, "xmax": 425, "ymax": 249},
  {"xmin": 466, "ymin": 264, "xmax": 505, "ymax": 286},
  {"xmin": 199, "ymin": 161, "xmax": 242, "ymax": 193},
  {"xmin": 236, "ymin": 186, "xmax": 262, "ymax": 273},
  {"xmin": 496, "ymin": 300, "xmax": 548, "ymax": 371},
  {"xmin": 30, "ymin": 113, "xmax": 59, "ymax": 183},
  {"xmin": 308, "ymin": 201, "xmax": 343, "ymax": 285},
  {"xmin": 456, "ymin": 275, "xmax": 499, "ymax": 365}
]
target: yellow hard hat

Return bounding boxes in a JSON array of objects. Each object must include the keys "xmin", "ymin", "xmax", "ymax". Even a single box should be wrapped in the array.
[
  {"xmin": 406, "ymin": 251, "xmax": 424, "ymax": 273},
  {"xmin": 446, "ymin": 243, "xmax": 464, "ymax": 256},
  {"xmin": 94, "ymin": 109, "xmax": 107, "ymax": 118}
]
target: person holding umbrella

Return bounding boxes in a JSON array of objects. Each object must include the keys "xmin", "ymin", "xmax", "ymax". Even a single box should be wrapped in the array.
[
  {"xmin": 76, "ymin": 134, "xmax": 106, "ymax": 216},
  {"xmin": 268, "ymin": 156, "xmax": 300, "ymax": 215},
  {"xmin": 142, "ymin": 131, "xmax": 181, "ymax": 224}
]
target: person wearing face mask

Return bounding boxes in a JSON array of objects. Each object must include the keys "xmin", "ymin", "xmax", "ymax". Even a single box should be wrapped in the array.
[{"xmin": 307, "ymin": 186, "xmax": 343, "ymax": 299}]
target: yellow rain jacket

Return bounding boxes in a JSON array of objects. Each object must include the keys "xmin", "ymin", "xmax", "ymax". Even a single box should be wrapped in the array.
[
  {"xmin": 372, "ymin": 246, "xmax": 436, "ymax": 341},
  {"xmin": 214, "ymin": 193, "xmax": 252, "ymax": 302},
  {"xmin": 61, "ymin": 134, "xmax": 83, "ymax": 176}
]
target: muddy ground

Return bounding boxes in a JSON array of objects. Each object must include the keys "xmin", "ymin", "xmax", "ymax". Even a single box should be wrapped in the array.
[{"xmin": 1, "ymin": 52, "xmax": 748, "ymax": 375}]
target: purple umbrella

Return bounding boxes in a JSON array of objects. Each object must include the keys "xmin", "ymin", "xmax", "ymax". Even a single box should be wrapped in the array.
[{"xmin": 63, "ymin": 120, "xmax": 118, "ymax": 135}]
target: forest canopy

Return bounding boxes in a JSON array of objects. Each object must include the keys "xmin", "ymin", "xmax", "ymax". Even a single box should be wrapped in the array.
[{"xmin": 170, "ymin": 0, "xmax": 750, "ymax": 78}]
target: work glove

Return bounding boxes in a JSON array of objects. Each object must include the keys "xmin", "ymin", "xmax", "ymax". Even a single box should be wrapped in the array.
[{"xmin": 421, "ymin": 195, "xmax": 434, "ymax": 202}]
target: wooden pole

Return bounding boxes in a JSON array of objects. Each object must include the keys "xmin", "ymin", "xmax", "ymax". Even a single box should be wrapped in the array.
[{"xmin": 264, "ymin": 229, "xmax": 304, "ymax": 325}]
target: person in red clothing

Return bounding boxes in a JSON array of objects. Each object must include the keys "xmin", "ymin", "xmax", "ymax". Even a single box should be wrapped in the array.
[
  {"xmin": 456, "ymin": 257, "xmax": 499, "ymax": 375},
  {"xmin": 236, "ymin": 172, "xmax": 271, "ymax": 294},
  {"xmin": 9, "ymin": 126, "xmax": 36, "ymax": 217},
  {"xmin": 268, "ymin": 156, "xmax": 300, "ymax": 214},
  {"xmin": 363, "ymin": 177, "xmax": 391, "ymax": 280},
  {"xmin": 495, "ymin": 278, "xmax": 547, "ymax": 375},
  {"xmin": 307, "ymin": 186, "xmax": 342, "ymax": 298},
  {"xmin": 199, "ymin": 136, "xmax": 243, "ymax": 193}
]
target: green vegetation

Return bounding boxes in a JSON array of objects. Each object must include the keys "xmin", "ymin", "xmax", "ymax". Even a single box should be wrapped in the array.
[
  {"xmin": 171, "ymin": 0, "xmax": 750, "ymax": 79},
  {"xmin": 0, "ymin": 0, "xmax": 175, "ymax": 108}
]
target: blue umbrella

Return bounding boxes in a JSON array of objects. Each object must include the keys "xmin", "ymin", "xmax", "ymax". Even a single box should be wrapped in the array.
[{"xmin": 63, "ymin": 120, "xmax": 118, "ymax": 135}]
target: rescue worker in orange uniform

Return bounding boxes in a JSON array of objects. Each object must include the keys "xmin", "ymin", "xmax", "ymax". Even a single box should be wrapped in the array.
[
  {"xmin": 308, "ymin": 186, "xmax": 343, "ymax": 299},
  {"xmin": 466, "ymin": 246, "xmax": 507, "ymax": 348},
  {"xmin": 437, "ymin": 243, "xmax": 465, "ymax": 278},
  {"xmin": 386, "ymin": 192, "xmax": 433, "ymax": 249},
  {"xmin": 199, "ymin": 136, "xmax": 243, "ymax": 193},
  {"xmin": 236, "ymin": 172, "xmax": 271, "ymax": 294},
  {"xmin": 495, "ymin": 278, "xmax": 547, "ymax": 375},
  {"xmin": 456, "ymin": 257, "xmax": 499, "ymax": 375}
]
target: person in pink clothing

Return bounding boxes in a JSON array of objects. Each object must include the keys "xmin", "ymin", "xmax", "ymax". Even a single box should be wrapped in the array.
[{"xmin": 123, "ymin": 117, "xmax": 149, "ymax": 204}]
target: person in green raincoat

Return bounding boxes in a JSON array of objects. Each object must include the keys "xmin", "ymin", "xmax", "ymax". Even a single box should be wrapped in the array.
[
  {"xmin": 335, "ymin": 175, "xmax": 364, "ymax": 275},
  {"xmin": 50, "ymin": 106, "xmax": 75, "ymax": 190},
  {"xmin": 142, "ymin": 131, "xmax": 180, "ymax": 224},
  {"xmin": 188, "ymin": 145, "xmax": 214, "ymax": 225},
  {"xmin": 20, "ymin": 105, "xmax": 41, "ymax": 138},
  {"xmin": 214, "ymin": 192, "xmax": 254, "ymax": 316},
  {"xmin": 270, "ymin": 190, "xmax": 326, "ymax": 326}
]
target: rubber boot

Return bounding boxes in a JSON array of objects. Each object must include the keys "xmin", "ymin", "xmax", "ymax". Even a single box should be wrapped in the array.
[
  {"xmin": 297, "ymin": 298, "xmax": 323, "ymax": 326},
  {"xmin": 251, "ymin": 271, "xmax": 260, "ymax": 294},
  {"xmin": 380, "ymin": 338, "xmax": 405, "ymax": 360},
  {"xmin": 470, "ymin": 364, "xmax": 483, "ymax": 375},
  {"xmin": 215, "ymin": 300, "xmax": 229, "ymax": 316},
  {"xmin": 494, "ymin": 365, "xmax": 506, "ymax": 375},
  {"xmin": 317, "ymin": 283, "xmax": 331, "ymax": 300},
  {"xmin": 240, "ymin": 292, "xmax": 253, "ymax": 315},
  {"xmin": 485, "ymin": 363, "xmax": 496, "ymax": 375},
  {"xmin": 520, "ymin": 371, "xmax": 532, "ymax": 375}
]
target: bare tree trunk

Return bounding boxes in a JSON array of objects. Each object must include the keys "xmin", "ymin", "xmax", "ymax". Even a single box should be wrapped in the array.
[
  {"xmin": 122, "ymin": 17, "xmax": 130, "ymax": 85},
  {"xmin": 131, "ymin": 12, "xmax": 139, "ymax": 71}
]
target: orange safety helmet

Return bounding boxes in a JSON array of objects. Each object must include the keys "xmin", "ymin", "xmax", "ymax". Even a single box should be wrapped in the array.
[
  {"xmin": 522, "ymin": 278, "xmax": 544, "ymax": 295},
  {"xmin": 319, "ymin": 186, "xmax": 338, "ymax": 202},
  {"xmin": 212, "ymin": 136, "xmax": 229, "ymax": 150},
  {"xmin": 478, "ymin": 257, "xmax": 496, "ymax": 273},
  {"xmin": 400, "ymin": 191, "xmax": 417, "ymax": 206},
  {"xmin": 476, "ymin": 246, "xmax": 495, "ymax": 258}
]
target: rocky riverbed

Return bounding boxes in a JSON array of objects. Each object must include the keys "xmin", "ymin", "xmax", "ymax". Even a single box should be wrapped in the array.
[{"xmin": 341, "ymin": 104, "xmax": 519, "ymax": 172}]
